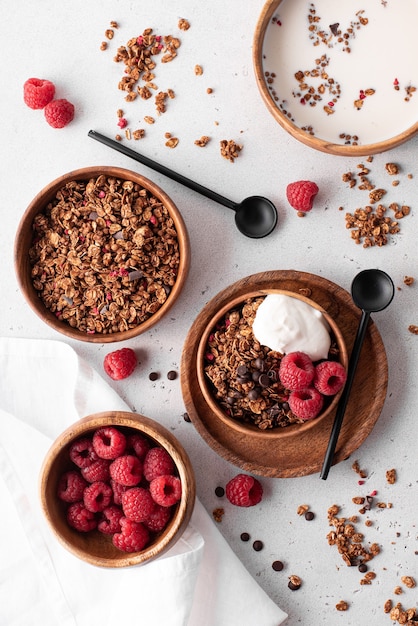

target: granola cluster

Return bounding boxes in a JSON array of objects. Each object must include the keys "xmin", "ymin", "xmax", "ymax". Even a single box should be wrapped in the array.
[
  {"xmin": 29, "ymin": 174, "xmax": 180, "ymax": 334},
  {"xmin": 326, "ymin": 504, "xmax": 380, "ymax": 569}
]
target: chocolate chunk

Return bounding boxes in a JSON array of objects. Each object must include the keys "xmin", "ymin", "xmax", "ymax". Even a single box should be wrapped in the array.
[
  {"xmin": 240, "ymin": 532, "xmax": 250, "ymax": 542},
  {"xmin": 247, "ymin": 388, "xmax": 260, "ymax": 401},
  {"xmin": 252, "ymin": 540, "xmax": 264, "ymax": 551},
  {"xmin": 358, "ymin": 563, "xmax": 368, "ymax": 573},
  {"xmin": 215, "ymin": 486, "xmax": 225, "ymax": 498},
  {"xmin": 167, "ymin": 370, "xmax": 177, "ymax": 380},
  {"xmin": 272, "ymin": 560, "xmax": 284, "ymax": 571},
  {"xmin": 305, "ymin": 511, "xmax": 315, "ymax": 521},
  {"xmin": 183, "ymin": 412, "xmax": 191, "ymax": 422},
  {"xmin": 259, "ymin": 373, "xmax": 270, "ymax": 388},
  {"xmin": 236, "ymin": 364, "xmax": 248, "ymax": 377},
  {"xmin": 330, "ymin": 23, "xmax": 340, "ymax": 36},
  {"xmin": 149, "ymin": 371, "xmax": 159, "ymax": 381}
]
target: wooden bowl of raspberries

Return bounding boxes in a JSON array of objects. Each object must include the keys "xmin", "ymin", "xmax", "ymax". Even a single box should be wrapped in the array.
[
  {"xmin": 39, "ymin": 411, "xmax": 196, "ymax": 567},
  {"xmin": 14, "ymin": 166, "xmax": 190, "ymax": 343},
  {"xmin": 195, "ymin": 287, "xmax": 348, "ymax": 439}
]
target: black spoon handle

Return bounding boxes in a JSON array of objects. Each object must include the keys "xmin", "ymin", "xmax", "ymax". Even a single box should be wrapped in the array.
[
  {"xmin": 88, "ymin": 130, "xmax": 236, "ymax": 211},
  {"xmin": 320, "ymin": 309, "xmax": 371, "ymax": 480}
]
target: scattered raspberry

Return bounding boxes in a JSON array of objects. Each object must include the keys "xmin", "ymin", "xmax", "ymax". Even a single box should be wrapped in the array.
[
  {"xmin": 112, "ymin": 517, "xmax": 150, "ymax": 553},
  {"xmin": 109, "ymin": 455, "xmax": 143, "ymax": 486},
  {"xmin": 225, "ymin": 474, "xmax": 263, "ymax": 507},
  {"xmin": 143, "ymin": 447, "xmax": 175, "ymax": 482},
  {"xmin": 110, "ymin": 478, "xmax": 129, "ymax": 505},
  {"xmin": 314, "ymin": 361, "xmax": 347, "ymax": 396},
  {"xmin": 98, "ymin": 506, "xmax": 124, "ymax": 535},
  {"xmin": 279, "ymin": 352, "xmax": 315, "ymax": 391},
  {"xmin": 23, "ymin": 77, "xmax": 55, "ymax": 109},
  {"xmin": 81, "ymin": 458, "xmax": 110, "ymax": 483},
  {"xmin": 122, "ymin": 487, "xmax": 156, "ymax": 522},
  {"xmin": 57, "ymin": 470, "xmax": 88, "ymax": 502},
  {"xmin": 286, "ymin": 180, "xmax": 319, "ymax": 212},
  {"xmin": 93, "ymin": 426, "xmax": 127, "ymax": 460},
  {"xmin": 69, "ymin": 437, "xmax": 98, "ymax": 469},
  {"xmin": 83, "ymin": 481, "xmax": 113, "ymax": 512},
  {"xmin": 288, "ymin": 387, "xmax": 324, "ymax": 420},
  {"xmin": 103, "ymin": 348, "xmax": 137, "ymax": 380},
  {"xmin": 44, "ymin": 98, "xmax": 75, "ymax": 128},
  {"xmin": 67, "ymin": 502, "xmax": 97, "ymax": 532},
  {"xmin": 143, "ymin": 504, "xmax": 172, "ymax": 532},
  {"xmin": 127, "ymin": 433, "xmax": 151, "ymax": 460},
  {"xmin": 150, "ymin": 475, "xmax": 182, "ymax": 507}
]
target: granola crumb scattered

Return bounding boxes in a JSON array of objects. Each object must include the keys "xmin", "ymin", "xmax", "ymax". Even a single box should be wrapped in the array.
[
  {"xmin": 408, "ymin": 325, "xmax": 418, "ymax": 335},
  {"xmin": 194, "ymin": 64, "xmax": 203, "ymax": 76},
  {"xmin": 386, "ymin": 468, "xmax": 397, "ymax": 484},
  {"xmin": 403, "ymin": 276, "xmax": 414, "ymax": 286},
  {"xmin": 194, "ymin": 135, "xmax": 210, "ymax": 147},
  {"xmin": 288, "ymin": 575, "xmax": 302, "ymax": 590},
  {"xmin": 220, "ymin": 139, "xmax": 242, "ymax": 162},
  {"xmin": 394, "ymin": 586, "xmax": 403, "ymax": 595},
  {"xmin": 401, "ymin": 576, "xmax": 416, "ymax": 588},
  {"xmin": 212, "ymin": 507, "xmax": 224, "ymax": 523},
  {"xmin": 206, "ymin": 87, "xmax": 213, "ymax": 94},
  {"xmin": 384, "ymin": 599, "xmax": 393, "ymax": 613},
  {"xmin": 100, "ymin": 42, "xmax": 108, "ymax": 51},
  {"xmin": 297, "ymin": 504, "xmax": 309, "ymax": 516},
  {"xmin": 178, "ymin": 18, "xmax": 190, "ymax": 31},
  {"xmin": 385, "ymin": 162, "xmax": 399, "ymax": 175},
  {"xmin": 165, "ymin": 136, "xmax": 179, "ymax": 148},
  {"xmin": 336, "ymin": 600, "xmax": 349, "ymax": 611}
]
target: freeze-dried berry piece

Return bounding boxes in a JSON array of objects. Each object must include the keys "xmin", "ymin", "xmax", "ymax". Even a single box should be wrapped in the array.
[
  {"xmin": 112, "ymin": 518, "xmax": 150, "ymax": 553},
  {"xmin": 110, "ymin": 478, "xmax": 129, "ymax": 505},
  {"xmin": 143, "ymin": 504, "xmax": 172, "ymax": 532},
  {"xmin": 67, "ymin": 502, "xmax": 97, "ymax": 532},
  {"xmin": 57, "ymin": 470, "xmax": 88, "ymax": 503},
  {"xmin": 288, "ymin": 387, "xmax": 324, "ymax": 420},
  {"xmin": 23, "ymin": 77, "xmax": 55, "ymax": 109},
  {"xmin": 110, "ymin": 455, "xmax": 143, "ymax": 486},
  {"xmin": 103, "ymin": 348, "xmax": 137, "ymax": 380},
  {"xmin": 98, "ymin": 505, "xmax": 124, "ymax": 535},
  {"xmin": 81, "ymin": 458, "xmax": 111, "ymax": 483},
  {"xmin": 83, "ymin": 481, "xmax": 113, "ymax": 512},
  {"xmin": 143, "ymin": 447, "xmax": 175, "ymax": 482},
  {"xmin": 44, "ymin": 98, "xmax": 75, "ymax": 128},
  {"xmin": 69, "ymin": 437, "xmax": 98, "ymax": 468},
  {"xmin": 278, "ymin": 352, "xmax": 315, "ymax": 391},
  {"xmin": 225, "ymin": 474, "xmax": 263, "ymax": 507},
  {"xmin": 127, "ymin": 433, "xmax": 151, "ymax": 461},
  {"xmin": 286, "ymin": 180, "xmax": 319, "ymax": 212},
  {"xmin": 149, "ymin": 475, "xmax": 182, "ymax": 507},
  {"xmin": 314, "ymin": 361, "xmax": 347, "ymax": 396},
  {"xmin": 92, "ymin": 426, "xmax": 127, "ymax": 460},
  {"xmin": 122, "ymin": 487, "xmax": 156, "ymax": 522}
]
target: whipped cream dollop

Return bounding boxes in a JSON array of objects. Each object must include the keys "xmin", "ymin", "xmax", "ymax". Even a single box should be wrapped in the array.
[{"xmin": 252, "ymin": 294, "xmax": 331, "ymax": 361}]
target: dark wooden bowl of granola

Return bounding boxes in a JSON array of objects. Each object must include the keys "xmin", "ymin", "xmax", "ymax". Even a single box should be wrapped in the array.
[
  {"xmin": 39, "ymin": 410, "xmax": 196, "ymax": 568},
  {"xmin": 14, "ymin": 166, "xmax": 190, "ymax": 342},
  {"xmin": 195, "ymin": 288, "xmax": 348, "ymax": 439}
]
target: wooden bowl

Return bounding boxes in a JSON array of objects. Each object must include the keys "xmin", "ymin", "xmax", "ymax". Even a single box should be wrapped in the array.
[
  {"xmin": 39, "ymin": 411, "xmax": 196, "ymax": 568},
  {"xmin": 14, "ymin": 166, "xmax": 190, "ymax": 342},
  {"xmin": 253, "ymin": 0, "xmax": 418, "ymax": 156},
  {"xmin": 196, "ymin": 288, "xmax": 348, "ymax": 439}
]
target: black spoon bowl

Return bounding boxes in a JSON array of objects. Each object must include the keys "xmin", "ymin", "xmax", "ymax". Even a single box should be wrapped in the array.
[
  {"xmin": 320, "ymin": 269, "xmax": 395, "ymax": 480},
  {"xmin": 88, "ymin": 130, "xmax": 278, "ymax": 239}
]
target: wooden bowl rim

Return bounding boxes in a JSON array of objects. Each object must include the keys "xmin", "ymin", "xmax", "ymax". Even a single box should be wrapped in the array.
[
  {"xmin": 253, "ymin": 0, "xmax": 418, "ymax": 156},
  {"xmin": 196, "ymin": 288, "xmax": 348, "ymax": 439},
  {"xmin": 14, "ymin": 166, "xmax": 190, "ymax": 343},
  {"xmin": 39, "ymin": 410, "xmax": 196, "ymax": 568}
]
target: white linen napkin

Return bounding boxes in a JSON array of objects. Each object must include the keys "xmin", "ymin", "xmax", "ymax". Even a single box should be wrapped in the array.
[{"xmin": 0, "ymin": 337, "xmax": 287, "ymax": 626}]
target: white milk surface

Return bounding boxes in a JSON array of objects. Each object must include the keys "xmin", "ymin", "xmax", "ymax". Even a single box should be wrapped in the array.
[{"xmin": 262, "ymin": 0, "xmax": 418, "ymax": 145}]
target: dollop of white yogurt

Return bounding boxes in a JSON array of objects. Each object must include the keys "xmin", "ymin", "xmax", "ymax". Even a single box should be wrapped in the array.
[{"xmin": 252, "ymin": 294, "xmax": 331, "ymax": 361}]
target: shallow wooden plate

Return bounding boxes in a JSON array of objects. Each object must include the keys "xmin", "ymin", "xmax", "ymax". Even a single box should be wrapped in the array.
[{"xmin": 180, "ymin": 270, "xmax": 388, "ymax": 478}]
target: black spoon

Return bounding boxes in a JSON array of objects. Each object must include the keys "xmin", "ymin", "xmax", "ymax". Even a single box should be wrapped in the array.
[
  {"xmin": 88, "ymin": 130, "xmax": 278, "ymax": 239},
  {"xmin": 320, "ymin": 269, "xmax": 395, "ymax": 480}
]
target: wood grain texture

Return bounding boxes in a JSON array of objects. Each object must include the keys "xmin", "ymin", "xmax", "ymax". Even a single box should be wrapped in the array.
[{"xmin": 180, "ymin": 270, "xmax": 388, "ymax": 478}]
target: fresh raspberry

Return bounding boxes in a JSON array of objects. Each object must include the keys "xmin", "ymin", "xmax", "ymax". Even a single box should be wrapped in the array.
[
  {"xmin": 286, "ymin": 180, "xmax": 319, "ymax": 212},
  {"xmin": 112, "ymin": 517, "xmax": 150, "ymax": 553},
  {"xmin": 143, "ymin": 504, "xmax": 172, "ymax": 532},
  {"xmin": 81, "ymin": 458, "xmax": 110, "ymax": 483},
  {"xmin": 122, "ymin": 487, "xmax": 156, "ymax": 522},
  {"xmin": 23, "ymin": 77, "xmax": 55, "ymax": 109},
  {"xmin": 225, "ymin": 474, "xmax": 263, "ymax": 507},
  {"xmin": 57, "ymin": 470, "xmax": 88, "ymax": 502},
  {"xmin": 279, "ymin": 352, "xmax": 315, "ymax": 391},
  {"xmin": 143, "ymin": 447, "xmax": 175, "ymax": 482},
  {"xmin": 69, "ymin": 437, "xmax": 98, "ymax": 468},
  {"xmin": 110, "ymin": 478, "xmax": 129, "ymax": 505},
  {"xmin": 92, "ymin": 426, "xmax": 127, "ymax": 460},
  {"xmin": 149, "ymin": 475, "xmax": 182, "ymax": 507},
  {"xmin": 103, "ymin": 348, "xmax": 137, "ymax": 380},
  {"xmin": 44, "ymin": 98, "xmax": 75, "ymax": 129},
  {"xmin": 127, "ymin": 433, "xmax": 151, "ymax": 460},
  {"xmin": 314, "ymin": 360, "xmax": 347, "ymax": 396},
  {"xmin": 109, "ymin": 455, "xmax": 143, "ymax": 486},
  {"xmin": 83, "ymin": 481, "xmax": 113, "ymax": 512},
  {"xmin": 98, "ymin": 505, "xmax": 124, "ymax": 535},
  {"xmin": 288, "ymin": 387, "xmax": 324, "ymax": 420},
  {"xmin": 67, "ymin": 502, "xmax": 97, "ymax": 532}
]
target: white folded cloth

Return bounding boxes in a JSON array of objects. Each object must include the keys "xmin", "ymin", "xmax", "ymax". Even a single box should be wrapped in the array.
[{"xmin": 0, "ymin": 337, "xmax": 287, "ymax": 626}]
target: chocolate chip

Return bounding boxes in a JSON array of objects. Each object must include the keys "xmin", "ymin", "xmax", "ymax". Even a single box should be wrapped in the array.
[
  {"xmin": 215, "ymin": 486, "xmax": 225, "ymax": 498},
  {"xmin": 288, "ymin": 576, "xmax": 302, "ymax": 590},
  {"xmin": 252, "ymin": 540, "xmax": 264, "ymax": 551},
  {"xmin": 254, "ymin": 358, "xmax": 265, "ymax": 371},
  {"xmin": 305, "ymin": 511, "xmax": 315, "ymax": 521},
  {"xmin": 272, "ymin": 560, "xmax": 284, "ymax": 571},
  {"xmin": 247, "ymin": 388, "xmax": 259, "ymax": 401},
  {"xmin": 149, "ymin": 371, "xmax": 159, "ymax": 381},
  {"xmin": 240, "ymin": 532, "xmax": 250, "ymax": 542},
  {"xmin": 236, "ymin": 365, "xmax": 248, "ymax": 377},
  {"xmin": 183, "ymin": 412, "xmax": 191, "ymax": 422},
  {"xmin": 167, "ymin": 370, "xmax": 177, "ymax": 380},
  {"xmin": 358, "ymin": 563, "xmax": 368, "ymax": 573},
  {"xmin": 267, "ymin": 369, "xmax": 277, "ymax": 381},
  {"xmin": 330, "ymin": 22, "xmax": 340, "ymax": 36},
  {"xmin": 259, "ymin": 373, "xmax": 270, "ymax": 388}
]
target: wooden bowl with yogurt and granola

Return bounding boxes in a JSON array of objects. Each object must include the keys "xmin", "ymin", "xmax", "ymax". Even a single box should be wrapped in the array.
[
  {"xmin": 14, "ymin": 166, "xmax": 190, "ymax": 342},
  {"xmin": 195, "ymin": 288, "xmax": 348, "ymax": 439}
]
